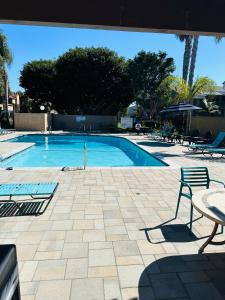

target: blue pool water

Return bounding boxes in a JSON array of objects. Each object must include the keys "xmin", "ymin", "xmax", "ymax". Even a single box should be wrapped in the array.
[{"xmin": 0, "ymin": 135, "xmax": 167, "ymax": 168}]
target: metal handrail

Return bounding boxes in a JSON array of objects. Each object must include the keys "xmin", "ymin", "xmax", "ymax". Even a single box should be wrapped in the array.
[{"xmin": 84, "ymin": 143, "xmax": 87, "ymax": 169}]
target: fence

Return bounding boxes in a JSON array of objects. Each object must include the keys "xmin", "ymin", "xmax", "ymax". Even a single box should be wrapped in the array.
[
  {"xmin": 14, "ymin": 113, "xmax": 117, "ymax": 132},
  {"xmin": 52, "ymin": 114, "xmax": 117, "ymax": 131},
  {"xmin": 191, "ymin": 116, "xmax": 225, "ymax": 136},
  {"xmin": 14, "ymin": 113, "xmax": 49, "ymax": 131}
]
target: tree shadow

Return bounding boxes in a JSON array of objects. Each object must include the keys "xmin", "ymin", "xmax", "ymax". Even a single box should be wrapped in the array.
[{"xmin": 139, "ymin": 252, "xmax": 225, "ymax": 299}]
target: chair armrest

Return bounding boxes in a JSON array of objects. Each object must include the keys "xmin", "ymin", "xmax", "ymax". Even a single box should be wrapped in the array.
[
  {"xmin": 179, "ymin": 180, "xmax": 193, "ymax": 196},
  {"xmin": 210, "ymin": 179, "xmax": 225, "ymax": 188}
]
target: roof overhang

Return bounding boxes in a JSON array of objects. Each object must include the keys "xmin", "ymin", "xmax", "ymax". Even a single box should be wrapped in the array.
[{"xmin": 1, "ymin": 0, "xmax": 225, "ymax": 36}]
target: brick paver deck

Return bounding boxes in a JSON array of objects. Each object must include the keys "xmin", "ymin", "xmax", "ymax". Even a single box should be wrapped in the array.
[{"xmin": 0, "ymin": 136, "xmax": 225, "ymax": 300}]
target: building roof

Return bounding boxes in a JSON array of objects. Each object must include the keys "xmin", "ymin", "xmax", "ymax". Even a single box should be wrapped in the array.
[{"xmin": 194, "ymin": 86, "xmax": 225, "ymax": 99}]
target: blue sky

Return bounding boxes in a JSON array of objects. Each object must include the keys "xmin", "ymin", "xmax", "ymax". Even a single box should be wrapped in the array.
[{"xmin": 1, "ymin": 24, "xmax": 225, "ymax": 91}]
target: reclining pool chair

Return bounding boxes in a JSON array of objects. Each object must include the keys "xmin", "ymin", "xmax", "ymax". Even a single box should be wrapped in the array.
[
  {"xmin": 0, "ymin": 182, "xmax": 58, "ymax": 215},
  {"xmin": 189, "ymin": 131, "xmax": 225, "ymax": 152},
  {"xmin": 175, "ymin": 167, "xmax": 225, "ymax": 231}
]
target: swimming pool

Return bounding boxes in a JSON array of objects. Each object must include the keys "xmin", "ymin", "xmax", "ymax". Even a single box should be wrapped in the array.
[{"xmin": 0, "ymin": 135, "xmax": 167, "ymax": 168}]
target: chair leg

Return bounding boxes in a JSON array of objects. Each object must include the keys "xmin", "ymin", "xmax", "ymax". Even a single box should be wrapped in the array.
[
  {"xmin": 175, "ymin": 194, "xmax": 181, "ymax": 219},
  {"xmin": 189, "ymin": 203, "xmax": 193, "ymax": 231}
]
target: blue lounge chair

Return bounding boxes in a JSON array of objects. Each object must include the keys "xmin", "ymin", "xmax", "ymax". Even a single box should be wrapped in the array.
[
  {"xmin": 0, "ymin": 182, "xmax": 58, "ymax": 215},
  {"xmin": 189, "ymin": 131, "xmax": 225, "ymax": 152},
  {"xmin": 203, "ymin": 148, "xmax": 225, "ymax": 158}
]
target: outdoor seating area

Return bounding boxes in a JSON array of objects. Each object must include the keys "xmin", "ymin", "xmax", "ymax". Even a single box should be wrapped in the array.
[
  {"xmin": 0, "ymin": 134, "xmax": 224, "ymax": 299},
  {"xmin": 1, "ymin": 9, "xmax": 225, "ymax": 299}
]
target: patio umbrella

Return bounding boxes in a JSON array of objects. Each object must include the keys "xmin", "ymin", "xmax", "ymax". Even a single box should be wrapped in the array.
[
  {"xmin": 160, "ymin": 102, "xmax": 201, "ymax": 133},
  {"xmin": 160, "ymin": 102, "xmax": 201, "ymax": 113}
]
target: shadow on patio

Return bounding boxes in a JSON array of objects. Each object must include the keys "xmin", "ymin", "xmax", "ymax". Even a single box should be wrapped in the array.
[
  {"xmin": 137, "ymin": 141, "xmax": 175, "ymax": 148},
  {"xmin": 138, "ymin": 252, "xmax": 225, "ymax": 299}
]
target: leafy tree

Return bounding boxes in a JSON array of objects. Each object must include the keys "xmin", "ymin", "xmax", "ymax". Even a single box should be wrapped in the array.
[
  {"xmin": 20, "ymin": 60, "xmax": 56, "ymax": 109},
  {"xmin": 201, "ymin": 98, "xmax": 221, "ymax": 115},
  {"xmin": 159, "ymin": 75, "xmax": 216, "ymax": 107},
  {"xmin": 128, "ymin": 50, "xmax": 175, "ymax": 118},
  {"xmin": 0, "ymin": 30, "xmax": 13, "ymax": 124},
  {"xmin": 55, "ymin": 47, "xmax": 133, "ymax": 114}
]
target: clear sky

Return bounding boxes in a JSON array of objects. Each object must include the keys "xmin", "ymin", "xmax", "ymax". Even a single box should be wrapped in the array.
[{"xmin": 1, "ymin": 23, "xmax": 225, "ymax": 91}]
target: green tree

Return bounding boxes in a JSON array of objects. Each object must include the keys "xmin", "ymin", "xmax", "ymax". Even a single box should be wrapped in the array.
[
  {"xmin": 20, "ymin": 59, "xmax": 56, "ymax": 111},
  {"xmin": 159, "ymin": 75, "xmax": 216, "ymax": 105},
  {"xmin": 128, "ymin": 50, "xmax": 175, "ymax": 118},
  {"xmin": 0, "ymin": 31, "xmax": 13, "ymax": 124},
  {"xmin": 55, "ymin": 47, "xmax": 133, "ymax": 114}
]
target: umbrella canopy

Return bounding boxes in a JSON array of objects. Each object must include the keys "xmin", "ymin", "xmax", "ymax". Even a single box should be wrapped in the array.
[{"xmin": 160, "ymin": 102, "xmax": 201, "ymax": 113}]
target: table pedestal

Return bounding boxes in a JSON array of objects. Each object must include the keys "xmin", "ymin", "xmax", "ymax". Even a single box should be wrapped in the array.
[{"xmin": 199, "ymin": 223, "xmax": 225, "ymax": 253}]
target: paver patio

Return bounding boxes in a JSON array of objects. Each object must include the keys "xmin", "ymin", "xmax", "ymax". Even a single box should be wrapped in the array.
[{"xmin": 0, "ymin": 135, "xmax": 225, "ymax": 299}]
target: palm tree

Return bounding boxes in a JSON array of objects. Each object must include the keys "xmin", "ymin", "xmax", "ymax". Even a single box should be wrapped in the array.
[
  {"xmin": 188, "ymin": 35, "xmax": 199, "ymax": 87},
  {"xmin": 0, "ymin": 31, "xmax": 13, "ymax": 126},
  {"xmin": 177, "ymin": 35, "xmax": 222, "ymax": 88},
  {"xmin": 176, "ymin": 35, "xmax": 193, "ymax": 82}
]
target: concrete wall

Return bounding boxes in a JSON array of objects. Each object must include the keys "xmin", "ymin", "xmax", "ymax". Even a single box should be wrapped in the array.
[
  {"xmin": 14, "ymin": 113, "xmax": 48, "ymax": 131},
  {"xmin": 191, "ymin": 116, "xmax": 225, "ymax": 136},
  {"xmin": 52, "ymin": 115, "xmax": 116, "ymax": 131}
]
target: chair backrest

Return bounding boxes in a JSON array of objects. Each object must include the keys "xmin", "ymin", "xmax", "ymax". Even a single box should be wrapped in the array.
[
  {"xmin": 211, "ymin": 131, "xmax": 225, "ymax": 147},
  {"xmin": 181, "ymin": 167, "xmax": 210, "ymax": 188}
]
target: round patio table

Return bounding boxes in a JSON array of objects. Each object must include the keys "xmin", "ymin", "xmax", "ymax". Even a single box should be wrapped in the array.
[{"xmin": 192, "ymin": 188, "xmax": 225, "ymax": 253}]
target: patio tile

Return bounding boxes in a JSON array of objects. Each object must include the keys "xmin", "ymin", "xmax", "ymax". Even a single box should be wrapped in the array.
[
  {"xmin": 71, "ymin": 278, "xmax": 104, "ymax": 300},
  {"xmin": 89, "ymin": 241, "xmax": 112, "ymax": 249},
  {"xmin": 29, "ymin": 221, "xmax": 52, "ymax": 231},
  {"xmin": 17, "ymin": 232, "xmax": 43, "ymax": 244},
  {"xmin": 34, "ymin": 259, "xmax": 66, "ymax": 280},
  {"xmin": 137, "ymin": 240, "xmax": 165, "ymax": 255},
  {"xmin": 62, "ymin": 242, "xmax": 88, "ymax": 259},
  {"xmin": 88, "ymin": 266, "xmax": 117, "ymax": 277},
  {"xmin": 42, "ymin": 230, "xmax": 66, "ymax": 241},
  {"xmin": 113, "ymin": 241, "xmax": 140, "ymax": 256},
  {"xmin": 65, "ymin": 258, "xmax": 88, "ymax": 279},
  {"xmin": 179, "ymin": 271, "xmax": 209, "ymax": 283},
  {"xmin": 118, "ymin": 265, "xmax": 149, "ymax": 288},
  {"xmin": 104, "ymin": 277, "xmax": 122, "ymax": 300},
  {"xmin": 121, "ymin": 287, "xmax": 155, "ymax": 300},
  {"xmin": 185, "ymin": 282, "xmax": 224, "ymax": 300},
  {"xmin": 20, "ymin": 261, "xmax": 38, "ymax": 282},
  {"xmin": 116, "ymin": 255, "xmax": 143, "ymax": 266},
  {"xmin": 37, "ymin": 240, "xmax": 64, "ymax": 251},
  {"xmin": 22, "ymin": 296, "xmax": 35, "ymax": 300},
  {"xmin": 73, "ymin": 220, "xmax": 94, "ymax": 229},
  {"xmin": 83, "ymin": 229, "xmax": 106, "ymax": 242},
  {"xmin": 34, "ymin": 251, "xmax": 61, "ymax": 260},
  {"xmin": 17, "ymin": 244, "xmax": 37, "ymax": 261},
  {"xmin": 65, "ymin": 230, "xmax": 83, "ymax": 242},
  {"xmin": 89, "ymin": 249, "xmax": 116, "ymax": 266},
  {"xmin": 51, "ymin": 220, "xmax": 73, "ymax": 230},
  {"xmin": 150, "ymin": 273, "xmax": 187, "ymax": 299},
  {"xmin": 20, "ymin": 282, "xmax": 39, "ymax": 296},
  {"xmin": 35, "ymin": 280, "xmax": 71, "ymax": 300}
]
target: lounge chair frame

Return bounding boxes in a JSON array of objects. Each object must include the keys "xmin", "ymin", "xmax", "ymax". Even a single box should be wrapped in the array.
[{"xmin": 0, "ymin": 183, "xmax": 58, "ymax": 216}]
